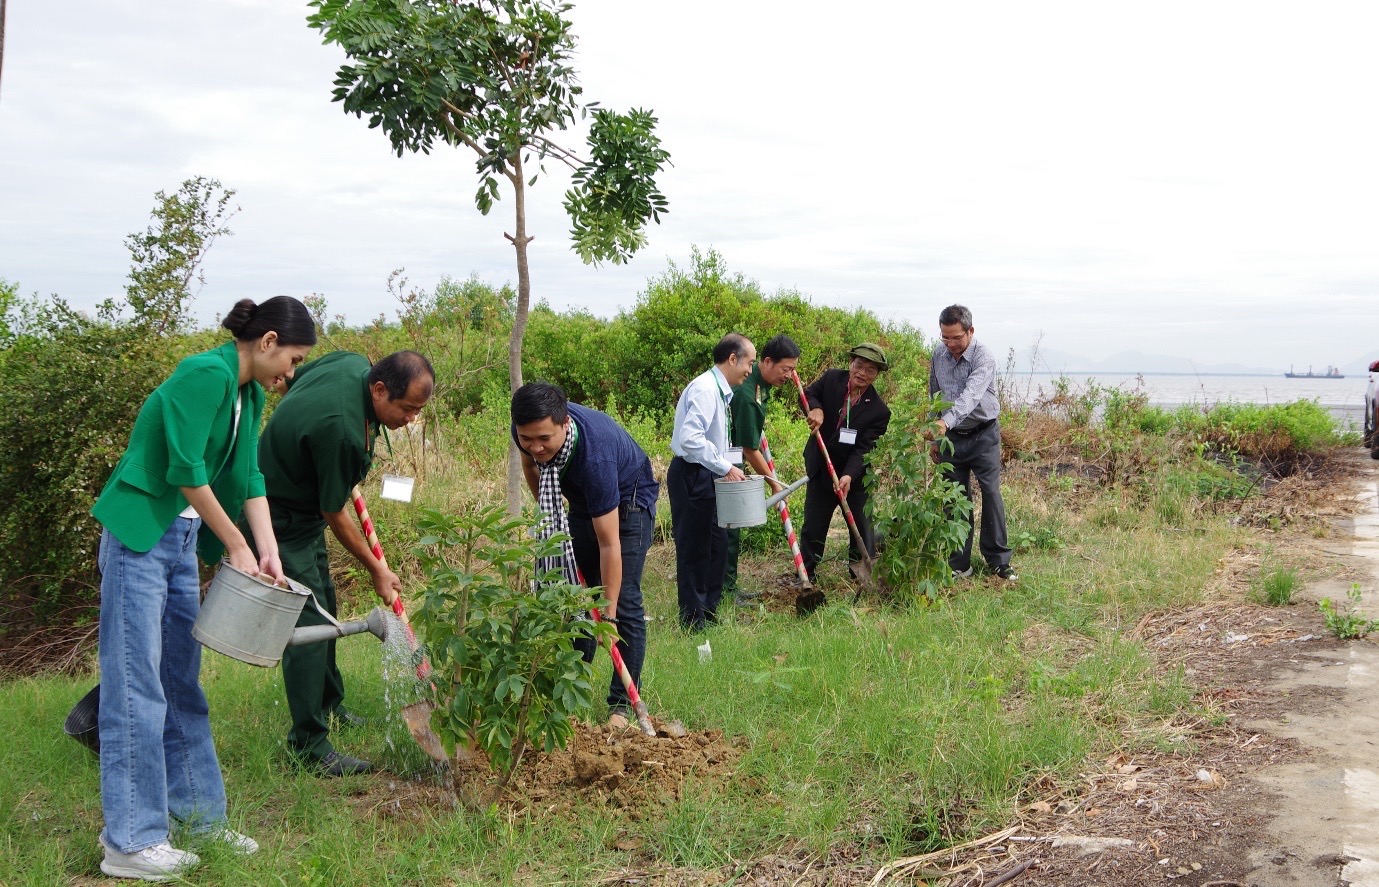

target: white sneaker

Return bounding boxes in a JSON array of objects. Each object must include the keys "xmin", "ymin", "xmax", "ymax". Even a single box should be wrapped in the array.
[
  {"xmin": 951, "ymin": 566, "xmax": 974, "ymax": 580},
  {"xmin": 99, "ymin": 838, "xmax": 200, "ymax": 881},
  {"xmin": 214, "ymin": 828, "xmax": 259, "ymax": 855}
]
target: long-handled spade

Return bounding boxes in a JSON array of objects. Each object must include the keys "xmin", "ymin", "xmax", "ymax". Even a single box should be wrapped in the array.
[
  {"xmin": 757, "ymin": 432, "xmax": 826, "ymax": 614},
  {"xmin": 350, "ymin": 486, "xmax": 448, "ymax": 762},
  {"xmin": 574, "ymin": 566, "xmax": 657, "ymax": 737},
  {"xmin": 790, "ymin": 370, "xmax": 878, "ymax": 602}
]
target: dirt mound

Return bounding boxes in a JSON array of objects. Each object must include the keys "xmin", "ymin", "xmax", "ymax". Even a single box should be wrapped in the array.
[
  {"xmin": 510, "ymin": 721, "xmax": 743, "ymax": 818},
  {"xmin": 358, "ymin": 720, "xmax": 744, "ymax": 824}
]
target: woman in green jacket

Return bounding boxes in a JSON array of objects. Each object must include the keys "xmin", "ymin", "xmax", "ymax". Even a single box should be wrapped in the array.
[{"xmin": 92, "ymin": 296, "xmax": 315, "ymax": 881}]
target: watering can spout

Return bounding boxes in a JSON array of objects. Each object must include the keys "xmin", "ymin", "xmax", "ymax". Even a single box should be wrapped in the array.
[
  {"xmin": 715, "ymin": 474, "xmax": 810, "ymax": 529},
  {"xmin": 764, "ymin": 475, "xmax": 810, "ymax": 509},
  {"xmin": 287, "ymin": 606, "xmax": 391, "ymax": 648}
]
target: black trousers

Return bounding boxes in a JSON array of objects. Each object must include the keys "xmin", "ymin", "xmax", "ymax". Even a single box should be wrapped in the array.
[
  {"xmin": 942, "ymin": 420, "xmax": 1011, "ymax": 571},
  {"xmin": 667, "ymin": 456, "xmax": 727, "ymax": 630},
  {"xmin": 800, "ymin": 473, "xmax": 874, "ymax": 581}
]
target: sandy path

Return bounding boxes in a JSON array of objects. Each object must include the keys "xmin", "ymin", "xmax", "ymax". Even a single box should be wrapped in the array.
[{"xmin": 1243, "ymin": 469, "xmax": 1379, "ymax": 886}]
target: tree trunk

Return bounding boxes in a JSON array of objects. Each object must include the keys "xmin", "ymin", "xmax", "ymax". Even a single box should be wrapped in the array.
[
  {"xmin": 0, "ymin": 0, "xmax": 8, "ymax": 100},
  {"xmin": 506, "ymin": 154, "xmax": 532, "ymax": 515}
]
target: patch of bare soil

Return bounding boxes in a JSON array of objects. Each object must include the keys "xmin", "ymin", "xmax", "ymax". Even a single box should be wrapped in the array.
[{"xmin": 351, "ymin": 720, "xmax": 744, "ymax": 827}]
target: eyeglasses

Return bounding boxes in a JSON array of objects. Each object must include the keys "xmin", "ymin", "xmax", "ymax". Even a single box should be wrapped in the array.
[
  {"xmin": 849, "ymin": 359, "xmax": 880, "ymax": 379},
  {"xmin": 940, "ymin": 333, "xmax": 970, "ymax": 344}
]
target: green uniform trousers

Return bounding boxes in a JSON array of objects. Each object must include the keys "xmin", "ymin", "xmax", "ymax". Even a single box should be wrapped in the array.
[
  {"xmin": 724, "ymin": 526, "xmax": 742, "ymax": 593},
  {"xmin": 279, "ymin": 528, "xmax": 347, "ymax": 760}
]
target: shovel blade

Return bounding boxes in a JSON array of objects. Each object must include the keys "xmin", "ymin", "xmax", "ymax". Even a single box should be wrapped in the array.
[
  {"xmin": 401, "ymin": 701, "xmax": 448, "ymax": 763},
  {"xmin": 795, "ymin": 588, "xmax": 827, "ymax": 615}
]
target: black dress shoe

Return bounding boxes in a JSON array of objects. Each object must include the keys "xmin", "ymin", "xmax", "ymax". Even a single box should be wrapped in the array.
[
  {"xmin": 332, "ymin": 709, "xmax": 369, "ymax": 729},
  {"xmin": 315, "ymin": 751, "xmax": 373, "ymax": 777}
]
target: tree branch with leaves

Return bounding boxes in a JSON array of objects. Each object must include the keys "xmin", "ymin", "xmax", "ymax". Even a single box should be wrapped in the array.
[{"xmin": 307, "ymin": 0, "xmax": 670, "ymax": 511}]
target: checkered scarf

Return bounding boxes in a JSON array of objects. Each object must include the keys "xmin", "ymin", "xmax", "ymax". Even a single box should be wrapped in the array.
[{"xmin": 535, "ymin": 418, "xmax": 580, "ymax": 587}]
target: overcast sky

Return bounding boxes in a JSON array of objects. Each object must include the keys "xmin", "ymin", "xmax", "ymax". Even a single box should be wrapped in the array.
[{"xmin": 3, "ymin": 1, "xmax": 1377, "ymax": 372}]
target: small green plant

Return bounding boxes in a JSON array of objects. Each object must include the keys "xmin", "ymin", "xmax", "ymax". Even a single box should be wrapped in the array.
[
  {"xmin": 411, "ymin": 505, "xmax": 611, "ymax": 798},
  {"xmin": 867, "ymin": 381, "xmax": 973, "ymax": 602},
  {"xmin": 1252, "ymin": 567, "xmax": 1299, "ymax": 607},
  {"xmin": 1011, "ymin": 526, "xmax": 1065, "ymax": 553},
  {"xmin": 1319, "ymin": 584, "xmax": 1379, "ymax": 639}
]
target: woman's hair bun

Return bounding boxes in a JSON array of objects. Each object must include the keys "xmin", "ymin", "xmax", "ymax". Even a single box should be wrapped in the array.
[{"xmin": 220, "ymin": 299, "xmax": 257, "ymax": 336}]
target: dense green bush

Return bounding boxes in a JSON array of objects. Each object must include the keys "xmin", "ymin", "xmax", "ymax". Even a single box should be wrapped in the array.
[
  {"xmin": 1174, "ymin": 400, "xmax": 1340, "ymax": 466},
  {"xmin": 0, "ymin": 308, "xmax": 180, "ymax": 604},
  {"xmin": 0, "ymin": 179, "xmax": 236, "ymax": 611}
]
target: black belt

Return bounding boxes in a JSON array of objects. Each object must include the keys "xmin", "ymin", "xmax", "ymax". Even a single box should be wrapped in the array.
[{"xmin": 950, "ymin": 418, "xmax": 996, "ymax": 436}]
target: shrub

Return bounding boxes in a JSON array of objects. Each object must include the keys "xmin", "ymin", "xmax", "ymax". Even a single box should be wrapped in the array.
[
  {"xmin": 0, "ymin": 179, "xmax": 233, "ymax": 612},
  {"xmin": 867, "ymin": 380, "xmax": 973, "ymax": 602},
  {"xmin": 411, "ymin": 506, "xmax": 609, "ymax": 798},
  {"xmin": 1176, "ymin": 400, "xmax": 1341, "ymax": 468}
]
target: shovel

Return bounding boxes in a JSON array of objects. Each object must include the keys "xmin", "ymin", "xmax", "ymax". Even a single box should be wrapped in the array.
[
  {"xmin": 758, "ymin": 432, "xmax": 826, "ymax": 615},
  {"xmin": 791, "ymin": 370, "xmax": 878, "ymax": 602},
  {"xmin": 350, "ymin": 486, "xmax": 447, "ymax": 762},
  {"xmin": 575, "ymin": 566, "xmax": 657, "ymax": 737}
]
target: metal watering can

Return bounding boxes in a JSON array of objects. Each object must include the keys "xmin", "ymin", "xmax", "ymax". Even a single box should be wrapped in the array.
[
  {"xmin": 192, "ymin": 561, "xmax": 391, "ymax": 667},
  {"xmin": 714, "ymin": 474, "xmax": 809, "ymax": 529},
  {"xmin": 65, "ymin": 561, "xmax": 391, "ymax": 754}
]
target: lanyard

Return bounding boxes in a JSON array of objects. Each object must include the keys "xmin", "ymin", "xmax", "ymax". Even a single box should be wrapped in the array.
[
  {"xmin": 839, "ymin": 390, "xmax": 863, "ymax": 430},
  {"xmin": 364, "ymin": 417, "xmax": 392, "ymax": 460}
]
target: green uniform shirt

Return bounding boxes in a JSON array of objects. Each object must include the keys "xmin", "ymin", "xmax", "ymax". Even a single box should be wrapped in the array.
[
  {"xmin": 92, "ymin": 341, "xmax": 266, "ymax": 560},
  {"xmin": 729, "ymin": 364, "xmax": 769, "ymax": 455},
  {"xmin": 258, "ymin": 352, "xmax": 379, "ymax": 525}
]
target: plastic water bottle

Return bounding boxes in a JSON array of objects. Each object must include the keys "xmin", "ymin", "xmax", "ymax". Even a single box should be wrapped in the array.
[{"xmin": 697, "ymin": 639, "xmax": 712, "ymax": 663}]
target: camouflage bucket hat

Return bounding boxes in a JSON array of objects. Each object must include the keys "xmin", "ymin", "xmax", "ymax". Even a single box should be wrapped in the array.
[{"xmin": 847, "ymin": 343, "xmax": 890, "ymax": 372}]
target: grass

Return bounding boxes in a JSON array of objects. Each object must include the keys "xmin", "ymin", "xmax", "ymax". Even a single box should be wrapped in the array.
[{"xmin": 0, "ymin": 473, "xmax": 1244, "ymax": 885}]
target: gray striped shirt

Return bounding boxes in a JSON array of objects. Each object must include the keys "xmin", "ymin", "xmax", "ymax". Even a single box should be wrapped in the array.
[{"xmin": 929, "ymin": 337, "xmax": 999, "ymax": 431}]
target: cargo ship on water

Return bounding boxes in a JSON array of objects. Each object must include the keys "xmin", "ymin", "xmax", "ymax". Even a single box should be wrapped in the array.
[{"xmin": 1284, "ymin": 365, "xmax": 1345, "ymax": 379}]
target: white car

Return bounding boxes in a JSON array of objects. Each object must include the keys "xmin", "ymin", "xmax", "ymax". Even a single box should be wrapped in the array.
[{"xmin": 1367, "ymin": 360, "xmax": 1379, "ymax": 457}]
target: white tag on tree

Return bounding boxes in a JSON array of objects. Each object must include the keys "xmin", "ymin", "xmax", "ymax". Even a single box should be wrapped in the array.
[
  {"xmin": 838, "ymin": 428, "xmax": 858, "ymax": 445},
  {"xmin": 380, "ymin": 474, "xmax": 415, "ymax": 502}
]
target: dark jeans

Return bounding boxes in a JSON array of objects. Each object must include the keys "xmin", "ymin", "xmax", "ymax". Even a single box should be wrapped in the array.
[
  {"xmin": 569, "ymin": 504, "xmax": 652, "ymax": 711},
  {"xmin": 800, "ymin": 474, "xmax": 874, "ymax": 581},
  {"xmin": 942, "ymin": 420, "xmax": 1011, "ymax": 571},
  {"xmin": 667, "ymin": 456, "xmax": 727, "ymax": 630}
]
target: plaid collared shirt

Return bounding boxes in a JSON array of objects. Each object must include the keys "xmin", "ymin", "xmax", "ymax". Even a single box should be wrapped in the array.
[{"xmin": 929, "ymin": 337, "xmax": 999, "ymax": 431}]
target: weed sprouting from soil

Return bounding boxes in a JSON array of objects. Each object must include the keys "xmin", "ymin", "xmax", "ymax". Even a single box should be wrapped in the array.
[
  {"xmin": 1253, "ymin": 567, "xmax": 1299, "ymax": 606},
  {"xmin": 1319, "ymin": 584, "xmax": 1379, "ymax": 639}
]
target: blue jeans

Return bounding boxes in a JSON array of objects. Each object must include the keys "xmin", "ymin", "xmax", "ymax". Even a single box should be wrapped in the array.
[
  {"xmin": 98, "ymin": 522, "xmax": 228, "ymax": 852},
  {"xmin": 569, "ymin": 505, "xmax": 652, "ymax": 710}
]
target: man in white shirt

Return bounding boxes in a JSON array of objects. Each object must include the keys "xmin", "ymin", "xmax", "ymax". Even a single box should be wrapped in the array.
[{"xmin": 668, "ymin": 333, "xmax": 756, "ymax": 631}]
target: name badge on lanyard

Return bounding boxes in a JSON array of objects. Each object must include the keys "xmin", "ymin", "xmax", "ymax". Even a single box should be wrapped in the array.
[
  {"xmin": 727, "ymin": 446, "xmax": 744, "ymax": 465},
  {"xmin": 838, "ymin": 428, "xmax": 858, "ymax": 446},
  {"xmin": 380, "ymin": 474, "xmax": 415, "ymax": 502}
]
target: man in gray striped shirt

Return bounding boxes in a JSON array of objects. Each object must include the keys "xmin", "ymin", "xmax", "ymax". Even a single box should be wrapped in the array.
[{"xmin": 927, "ymin": 305, "xmax": 1016, "ymax": 582}]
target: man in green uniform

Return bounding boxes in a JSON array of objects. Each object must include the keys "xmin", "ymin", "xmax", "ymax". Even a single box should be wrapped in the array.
[
  {"xmin": 257, "ymin": 349, "xmax": 435, "ymax": 776},
  {"xmin": 724, "ymin": 334, "xmax": 801, "ymax": 605}
]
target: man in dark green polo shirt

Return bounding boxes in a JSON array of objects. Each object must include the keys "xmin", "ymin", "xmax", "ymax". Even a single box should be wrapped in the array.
[
  {"xmin": 257, "ymin": 349, "xmax": 435, "ymax": 776},
  {"xmin": 725, "ymin": 334, "xmax": 801, "ymax": 605}
]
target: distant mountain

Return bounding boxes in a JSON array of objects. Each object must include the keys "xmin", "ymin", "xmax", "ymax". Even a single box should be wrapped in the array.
[
  {"xmin": 1003, "ymin": 346, "xmax": 1275, "ymax": 376},
  {"xmin": 1344, "ymin": 352, "xmax": 1379, "ymax": 375}
]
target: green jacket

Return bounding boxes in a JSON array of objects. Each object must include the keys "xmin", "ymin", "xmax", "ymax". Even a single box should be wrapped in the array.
[{"xmin": 92, "ymin": 342, "xmax": 267, "ymax": 560}]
